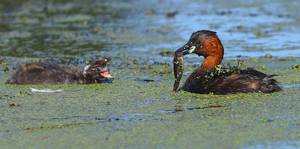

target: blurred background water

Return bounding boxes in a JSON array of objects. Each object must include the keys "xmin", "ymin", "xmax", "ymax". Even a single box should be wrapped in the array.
[
  {"xmin": 0, "ymin": 1, "xmax": 300, "ymax": 149},
  {"xmin": 1, "ymin": 0, "xmax": 299, "ymax": 59}
]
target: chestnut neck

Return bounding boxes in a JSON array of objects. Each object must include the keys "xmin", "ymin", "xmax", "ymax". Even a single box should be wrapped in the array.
[
  {"xmin": 199, "ymin": 35, "xmax": 224, "ymax": 71},
  {"xmin": 200, "ymin": 55, "xmax": 223, "ymax": 70}
]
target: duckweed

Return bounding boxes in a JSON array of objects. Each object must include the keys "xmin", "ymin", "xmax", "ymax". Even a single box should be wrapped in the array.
[{"xmin": 0, "ymin": 0, "xmax": 300, "ymax": 149}]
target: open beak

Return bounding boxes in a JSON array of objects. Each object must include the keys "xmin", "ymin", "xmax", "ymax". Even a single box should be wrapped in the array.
[{"xmin": 99, "ymin": 71, "xmax": 112, "ymax": 79}]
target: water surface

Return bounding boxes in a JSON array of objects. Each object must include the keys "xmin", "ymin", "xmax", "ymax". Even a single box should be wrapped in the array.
[{"xmin": 0, "ymin": 0, "xmax": 300, "ymax": 148}]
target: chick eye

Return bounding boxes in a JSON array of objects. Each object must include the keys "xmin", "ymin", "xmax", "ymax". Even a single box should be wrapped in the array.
[{"xmin": 96, "ymin": 68, "xmax": 101, "ymax": 72}]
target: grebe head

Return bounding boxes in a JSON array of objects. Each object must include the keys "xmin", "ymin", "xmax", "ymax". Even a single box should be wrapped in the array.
[
  {"xmin": 175, "ymin": 30, "xmax": 224, "ymax": 58},
  {"xmin": 83, "ymin": 59, "xmax": 113, "ymax": 83}
]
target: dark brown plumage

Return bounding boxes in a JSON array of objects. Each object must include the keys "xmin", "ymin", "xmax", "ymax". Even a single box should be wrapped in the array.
[
  {"xmin": 173, "ymin": 30, "xmax": 281, "ymax": 94},
  {"xmin": 181, "ymin": 67, "xmax": 281, "ymax": 94},
  {"xmin": 6, "ymin": 59, "xmax": 112, "ymax": 84}
]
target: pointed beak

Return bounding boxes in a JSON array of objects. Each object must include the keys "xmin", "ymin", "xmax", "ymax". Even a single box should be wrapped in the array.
[{"xmin": 175, "ymin": 45, "xmax": 196, "ymax": 56}]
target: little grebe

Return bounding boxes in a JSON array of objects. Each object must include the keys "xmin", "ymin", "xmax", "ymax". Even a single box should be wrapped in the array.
[
  {"xmin": 173, "ymin": 30, "xmax": 281, "ymax": 94},
  {"xmin": 6, "ymin": 59, "xmax": 112, "ymax": 84}
]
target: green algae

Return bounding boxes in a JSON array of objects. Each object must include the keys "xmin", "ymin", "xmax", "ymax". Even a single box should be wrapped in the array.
[
  {"xmin": 0, "ymin": 0, "xmax": 300, "ymax": 148},
  {"xmin": 291, "ymin": 64, "xmax": 300, "ymax": 70},
  {"xmin": 0, "ymin": 56, "xmax": 300, "ymax": 149}
]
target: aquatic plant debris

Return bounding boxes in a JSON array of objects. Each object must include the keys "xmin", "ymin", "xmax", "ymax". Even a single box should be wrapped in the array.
[
  {"xmin": 0, "ymin": 0, "xmax": 300, "ymax": 148},
  {"xmin": 30, "ymin": 88, "xmax": 63, "ymax": 93}
]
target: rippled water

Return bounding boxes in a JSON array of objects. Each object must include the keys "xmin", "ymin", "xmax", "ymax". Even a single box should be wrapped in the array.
[
  {"xmin": 0, "ymin": 0, "xmax": 300, "ymax": 148},
  {"xmin": 1, "ymin": 0, "xmax": 300, "ymax": 59}
]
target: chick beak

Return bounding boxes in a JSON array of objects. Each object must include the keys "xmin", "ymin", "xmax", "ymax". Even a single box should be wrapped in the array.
[{"xmin": 99, "ymin": 71, "xmax": 112, "ymax": 79}]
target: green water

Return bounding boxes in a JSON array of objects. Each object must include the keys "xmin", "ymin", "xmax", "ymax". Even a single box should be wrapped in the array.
[{"xmin": 0, "ymin": 0, "xmax": 300, "ymax": 148}]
